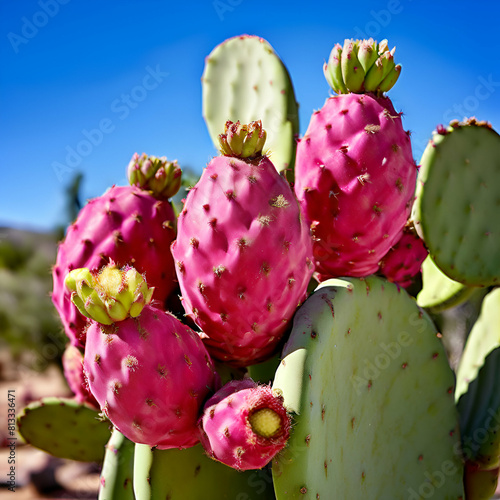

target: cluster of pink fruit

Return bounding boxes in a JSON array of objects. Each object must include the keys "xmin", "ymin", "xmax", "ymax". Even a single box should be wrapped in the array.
[{"xmin": 51, "ymin": 38, "xmax": 428, "ymax": 471}]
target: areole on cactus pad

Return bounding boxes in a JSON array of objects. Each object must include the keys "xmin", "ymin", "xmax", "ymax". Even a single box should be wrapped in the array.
[{"xmin": 171, "ymin": 120, "xmax": 313, "ymax": 367}]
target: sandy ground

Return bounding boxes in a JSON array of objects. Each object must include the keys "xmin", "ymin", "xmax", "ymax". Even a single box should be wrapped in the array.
[{"xmin": 0, "ymin": 351, "xmax": 100, "ymax": 499}]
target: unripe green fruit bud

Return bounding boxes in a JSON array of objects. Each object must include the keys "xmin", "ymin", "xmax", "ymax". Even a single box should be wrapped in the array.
[
  {"xmin": 127, "ymin": 152, "xmax": 182, "ymax": 199},
  {"xmin": 218, "ymin": 120, "xmax": 267, "ymax": 159},
  {"xmin": 324, "ymin": 38, "xmax": 401, "ymax": 96},
  {"xmin": 65, "ymin": 262, "xmax": 154, "ymax": 324}
]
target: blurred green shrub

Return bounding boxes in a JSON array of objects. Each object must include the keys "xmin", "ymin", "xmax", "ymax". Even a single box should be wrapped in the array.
[{"xmin": 0, "ymin": 229, "xmax": 67, "ymax": 371}]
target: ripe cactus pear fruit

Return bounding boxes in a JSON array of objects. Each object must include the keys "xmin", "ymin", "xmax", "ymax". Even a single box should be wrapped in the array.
[
  {"xmin": 171, "ymin": 120, "xmax": 313, "ymax": 366},
  {"xmin": 52, "ymin": 176, "xmax": 177, "ymax": 348},
  {"xmin": 61, "ymin": 344, "xmax": 98, "ymax": 409},
  {"xmin": 378, "ymin": 222, "xmax": 428, "ymax": 288},
  {"xmin": 199, "ymin": 378, "xmax": 291, "ymax": 470},
  {"xmin": 69, "ymin": 265, "xmax": 220, "ymax": 449},
  {"xmin": 294, "ymin": 39, "xmax": 417, "ymax": 281}
]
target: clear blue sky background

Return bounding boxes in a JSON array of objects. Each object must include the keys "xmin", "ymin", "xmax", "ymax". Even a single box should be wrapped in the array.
[{"xmin": 1, "ymin": 1, "xmax": 499, "ymax": 232}]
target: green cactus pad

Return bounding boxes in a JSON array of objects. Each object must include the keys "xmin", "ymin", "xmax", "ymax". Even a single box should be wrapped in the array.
[
  {"xmin": 272, "ymin": 276, "xmax": 463, "ymax": 499},
  {"xmin": 202, "ymin": 35, "xmax": 299, "ymax": 177},
  {"xmin": 133, "ymin": 443, "xmax": 275, "ymax": 499},
  {"xmin": 417, "ymin": 255, "xmax": 478, "ymax": 312},
  {"xmin": 456, "ymin": 288, "xmax": 500, "ymax": 400},
  {"xmin": 455, "ymin": 288, "xmax": 500, "ymax": 475},
  {"xmin": 457, "ymin": 347, "xmax": 500, "ymax": 470},
  {"xmin": 16, "ymin": 397, "xmax": 111, "ymax": 462},
  {"xmin": 412, "ymin": 119, "xmax": 500, "ymax": 287},
  {"xmin": 98, "ymin": 427, "xmax": 135, "ymax": 500}
]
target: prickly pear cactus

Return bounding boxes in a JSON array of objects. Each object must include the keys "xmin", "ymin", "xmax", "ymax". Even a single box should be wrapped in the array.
[
  {"xmin": 412, "ymin": 118, "xmax": 500, "ymax": 286},
  {"xmin": 18, "ymin": 31, "xmax": 500, "ymax": 500},
  {"xmin": 202, "ymin": 35, "xmax": 299, "ymax": 177},
  {"xmin": 133, "ymin": 443, "xmax": 275, "ymax": 499},
  {"xmin": 16, "ymin": 397, "xmax": 111, "ymax": 462},
  {"xmin": 272, "ymin": 276, "xmax": 464, "ymax": 499}
]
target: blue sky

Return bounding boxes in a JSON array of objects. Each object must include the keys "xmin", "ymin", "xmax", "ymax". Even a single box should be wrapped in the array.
[{"xmin": 1, "ymin": 1, "xmax": 499, "ymax": 232}]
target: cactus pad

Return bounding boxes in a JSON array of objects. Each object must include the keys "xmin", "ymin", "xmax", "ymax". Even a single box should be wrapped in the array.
[
  {"xmin": 456, "ymin": 288, "xmax": 500, "ymax": 498},
  {"xmin": 412, "ymin": 119, "xmax": 500, "ymax": 286},
  {"xmin": 202, "ymin": 35, "xmax": 299, "ymax": 176},
  {"xmin": 16, "ymin": 397, "xmax": 111, "ymax": 462},
  {"xmin": 417, "ymin": 255, "xmax": 478, "ymax": 312},
  {"xmin": 272, "ymin": 276, "xmax": 463, "ymax": 499},
  {"xmin": 456, "ymin": 287, "xmax": 500, "ymax": 400},
  {"xmin": 133, "ymin": 443, "xmax": 275, "ymax": 499},
  {"xmin": 457, "ymin": 347, "xmax": 500, "ymax": 469},
  {"xmin": 99, "ymin": 427, "xmax": 135, "ymax": 499}
]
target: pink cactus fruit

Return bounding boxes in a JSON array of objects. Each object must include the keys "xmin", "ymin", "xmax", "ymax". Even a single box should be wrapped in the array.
[
  {"xmin": 379, "ymin": 223, "xmax": 428, "ymax": 288},
  {"xmin": 84, "ymin": 305, "xmax": 219, "ymax": 449},
  {"xmin": 294, "ymin": 39, "xmax": 417, "ymax": 281},
  {"xmin": 198, "ymin": 378, "xmax": 291, "ymax": 470},
  {"xmin": 52, "ymin": 182, "xmax": 177, "ymax": 348},
  {"xmin": 66, "ymin": 264, "xmax": 220, "ymax": 450},
  {"xmin": 171, "ymin": 120, "xmax": 313, "ymax": 367},
  {"xmin": 61, "ymin": 344, "xmax": 99, "ymax": 409}
]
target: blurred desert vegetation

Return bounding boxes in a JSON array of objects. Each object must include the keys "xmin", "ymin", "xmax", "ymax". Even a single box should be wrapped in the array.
[
  {"xmin": 0, "ymin": 172, "xmax": 86, "ymax": 377},
  {"xmin": 0, "ymin": 165, "xmax": 200, "ymax": 378}
]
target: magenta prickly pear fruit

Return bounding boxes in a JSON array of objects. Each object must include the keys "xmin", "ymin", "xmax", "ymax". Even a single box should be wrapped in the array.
[
  {"xmin": 70, "ymin": 265, "xmax": 220, "ymax": 449},
  {"xmin": 52, "ymin": 179, "xmax": 177, "ymax": 348},
  {"xmin": 127, "ymin": 152, "xmax": 182, "ymax": 200},
  {"xmin": 199, "ymin": 378, "xmax": 290, "ymax": 470},
  {"xmin": 295, "ymin": 39, "xmax": 417, "ymax": 281},
  {"xmin": 61, "ymin": 344, "xmax": 98, "ymax": 409},
  {"xmin": 378, "ymin": 222, "xmax": 428, "ymax": 288},
  {"xmin": 171, "ymin": 120, "xmax": 313, "ymax": 367},
  {"xmin": 84, "ymin": 306, "xmax": 219, "ymax": 449}
]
